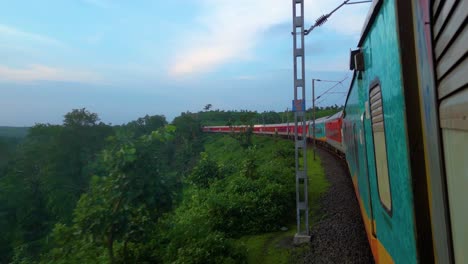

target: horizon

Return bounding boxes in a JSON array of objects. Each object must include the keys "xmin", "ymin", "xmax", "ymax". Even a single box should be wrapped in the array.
[{"xmin": 0, "ymin": 1, "xmax": 370, "ymax": 126}]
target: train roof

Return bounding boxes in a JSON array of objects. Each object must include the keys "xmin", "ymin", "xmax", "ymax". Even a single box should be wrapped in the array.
[
  {"xmin": 326, "ymin": 110, "xmax": 343, "ymax": 120},
  {"xmin": 344, "ymin": 1, "xmax": 382, "ymax": 116},
  {"xmin": 254, "ymin": 123, "xmax": 290, "ymax": 127},
  {"xmin": 358, "ymin": 0, "xmax": 383, "ymax": 47}
]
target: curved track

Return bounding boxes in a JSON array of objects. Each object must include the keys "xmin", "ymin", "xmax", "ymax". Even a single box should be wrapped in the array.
[{"xmin": 294, "ymin": 147, "xmax": 374, "ymax": 263}]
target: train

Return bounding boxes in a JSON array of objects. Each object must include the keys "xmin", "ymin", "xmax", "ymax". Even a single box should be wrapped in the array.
[
  {"xmin": 204, "ymin": 0, "xmax": 466, "ymax": 263},
  {"xmin": 202, "ymin": 110, "xmax": 344, "ymax": 154}
]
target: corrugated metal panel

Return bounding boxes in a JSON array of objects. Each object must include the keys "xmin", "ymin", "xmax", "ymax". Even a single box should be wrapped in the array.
[
  {"xmin": 433, "ymin": 0, "xmax": 468, "ymax": 100},
  {"xmin": 433, "ymin": 0, "xmax": 457, "ymax": 39},
  {"xmin": 436, "ymin": 28, "xmax": 468, "ymax": 79},
  {"xmin": 439, "ymin": 57, "xmax": 468, "ymax": 98},
  {"xmin": 433, "ymin": 0, "xmax": 442, "ymax": 17},
  {"xmin": 435, "ymin": 0, "xmax": 467, "ymax": 58},
  {"xmin": 370, "ymin": 86, "xmax": 384, "ymax": 132}
]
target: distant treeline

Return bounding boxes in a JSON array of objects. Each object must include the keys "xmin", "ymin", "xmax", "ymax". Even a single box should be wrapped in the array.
[
  {"xmin": 197, "ymin": 105, "xmax": 343, "ymax": 126},
  {"xmin": 0, "ymin": 126, "xmax": 29, "ymax": 138}
]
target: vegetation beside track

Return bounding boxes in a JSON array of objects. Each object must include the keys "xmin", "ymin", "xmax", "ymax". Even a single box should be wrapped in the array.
[
  {"xmin": 0, "ymin": 109, "xmax": 329, "ymax": 263},
  {"xmin": 238, "ymin": 147, "xmax": 329, "ymax": 264}
]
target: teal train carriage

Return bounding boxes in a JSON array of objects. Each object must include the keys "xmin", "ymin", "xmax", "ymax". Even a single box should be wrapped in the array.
[
  {"xmin": 343, "ymin": 0, "xmax": 467, "ymax": 263},
  {"xmin": 308, "ymin": 116, "xmax": 327, "ymax": 141}
]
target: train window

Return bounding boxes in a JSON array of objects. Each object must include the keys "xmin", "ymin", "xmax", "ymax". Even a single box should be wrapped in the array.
[{"xmin": 370, "ymin": 84, "xmax": 392, "ymax": 214}]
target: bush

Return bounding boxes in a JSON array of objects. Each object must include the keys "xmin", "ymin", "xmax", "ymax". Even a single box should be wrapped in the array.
[
  {"xmin": 186, "ymin": 152, "xmax": 221, "ymax": 188},
  {"xmin": 207, "ymin": 175, "xmax": 294, "ymax": 236},
  {"xmin": 160, "ymin": 192, "xmax": 246, "ymax": 264}
]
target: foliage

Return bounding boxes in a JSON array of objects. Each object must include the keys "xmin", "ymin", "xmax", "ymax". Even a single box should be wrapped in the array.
[
  {"xmin": 0, "ymin": 137, "xmax": 21, "ymax": 168},
  {"xmin": 42, "ymin": 125, "xmax": 178, "ymax": 263},
  {"xmin": 119, "ymin": 114, "xmax": 167, "ymax": 138},
  {"xmin": 159, "ymin": 190, "xmax": 246, "ymax": 264},
  {"xmin": 171, "ymin": 112, "xmax": 204, "ymax": 175},
  {"xmin": 0, "ymin": 107, "xmax": 305, "ymax": 264},
  {"xmin": 36, "ymin": 112, "xmax": 201, "ymax": 263},
  {"xmin": 158, "ymin": 135, "xmax": 295, "ymax": 263},
  {"xmin": 240, "ymin": 146, "xmax": 258, "ymax": 179},
  {"xmin": 203, "ymin": 104, "xmax": 212, "ymax": 111},
  {"xmin": 186, "ymin": 152, "xmax": 221, "ymax": 188},
  {"xmin": 0, "ymin": 108, "xmax": 117, "ymax": 262},
  {"xmin": 63, "ymin": 108, "xmax": 101, "ymax": 127}
]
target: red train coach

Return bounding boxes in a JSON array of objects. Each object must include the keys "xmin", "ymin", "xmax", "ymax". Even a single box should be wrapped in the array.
[
  {"xmin": 325, "ymin": 119, "xmax": 342, "ymax": 143},
  {"xmin": 324, "ymin": 111, "xmax": 344, "ymax": 152}
]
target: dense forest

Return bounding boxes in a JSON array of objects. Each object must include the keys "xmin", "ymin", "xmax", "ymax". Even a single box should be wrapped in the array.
[{"xmin": 0, "ymin": 108, "xmax": 309, "ymax": 263}]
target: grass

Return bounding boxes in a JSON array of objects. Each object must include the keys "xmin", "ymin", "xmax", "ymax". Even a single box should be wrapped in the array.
[
  {"xmin": 306, "ymin": 147, "xmax": 329, "ymax": 222},
  {"xmin": 239, "ymin": 229, "xmax": 296, "ymax": 264},
  {"xmin": 239, "ymin": 146, "xmax": 329, "ymax": 263}
]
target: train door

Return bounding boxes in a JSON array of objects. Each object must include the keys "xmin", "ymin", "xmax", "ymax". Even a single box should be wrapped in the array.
[
  {"xmin": 360, "ymin": 112, "xmax": 376, "ymax": 236},
  {"xmin": 431, "ymin": 1, "xmax": 468, "ymax": 262},
  {"xmin": 365, "ymin": 83, "xmax": 395, "ymax": 262}
]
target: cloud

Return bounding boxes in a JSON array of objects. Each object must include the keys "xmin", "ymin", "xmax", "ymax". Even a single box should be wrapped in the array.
[
  {"xmin": 0, "ymin": 24, "xmax": 62, "ymax": 46},
  {"xmin": 169, "ymin": 0, "xmax": 287, "ymax": 76},
  {"xmin": 0, "ymin": 64, "xmax": 102, "ymax": 83},
  {"xmin": 169, "ymin": 0, "xmax": 369, "ymax": 77}
]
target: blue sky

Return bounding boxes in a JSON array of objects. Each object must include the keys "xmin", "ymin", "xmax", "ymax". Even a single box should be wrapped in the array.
[{"xmin": 0, "ymin": 0, "xmax": 370, "ymax": 126}]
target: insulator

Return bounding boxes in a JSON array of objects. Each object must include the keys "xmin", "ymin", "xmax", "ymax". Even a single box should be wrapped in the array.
[{"xmin": 315, "ymin": 15, "xmax": 329, "ymax": 27}]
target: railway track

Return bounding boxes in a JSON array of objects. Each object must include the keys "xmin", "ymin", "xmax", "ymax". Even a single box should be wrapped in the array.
[{"xmin": 293, "ymin": 147, "xmax": 374, "ymax": 263}]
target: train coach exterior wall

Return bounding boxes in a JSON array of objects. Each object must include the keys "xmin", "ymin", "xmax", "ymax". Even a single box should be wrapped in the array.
[{"xmin": 344, "ymin": 0, "xmax": 419, "ymax": 263}]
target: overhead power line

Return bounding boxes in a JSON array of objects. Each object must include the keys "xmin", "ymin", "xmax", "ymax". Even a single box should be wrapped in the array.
[
  {"xmin": 315, "ymin": 76, "xmax": 348, "ymax": 100},
  {"xmin": 304, "ymin": 0, "xmax": 372, "ymax": 35}
]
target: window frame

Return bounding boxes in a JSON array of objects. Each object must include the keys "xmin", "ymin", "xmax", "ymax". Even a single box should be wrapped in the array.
[{"xmin": 369, "ymin": 78, "xmax": 393, "ymax": 216}]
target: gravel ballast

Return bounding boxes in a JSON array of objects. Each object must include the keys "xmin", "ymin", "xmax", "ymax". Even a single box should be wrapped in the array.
[{"xmin": 295, "ymin": 147, "xmax": 374, "ymax": 264}]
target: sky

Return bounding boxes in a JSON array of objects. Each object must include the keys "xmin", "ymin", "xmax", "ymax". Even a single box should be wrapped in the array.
[{"xmin": 0, "ymin": 0, "xmax": 371, "ymax": 126}]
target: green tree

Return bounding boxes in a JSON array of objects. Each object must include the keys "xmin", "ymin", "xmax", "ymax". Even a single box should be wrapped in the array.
[
  {"xmin": 0, "ymin": 124, "xmax": 62, "ymax": 261},
  {"xmin": 203, "ymin": 104, "xmax": 212, "ymax": 111},
  {"xmin": 122, "ymin": 115, "xmax": 167, "ymax": 138},
  {"xmin": 186, "ymin": 152, "xmax": 221, "ymax": 188},
  {"xmin": 43, "ymin": 125, "xmax": 178, "ymax": 263},
  {"xmin": 171, "ymin": 112, "xmax": 204, "ymax": 175},
  {"xmin": 63, "ymin": 108, "xmax": 100, "ymax": 127},
  {"xmin": 0, "ymin": 109, "xmax": 113, "ymax": 262}
]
